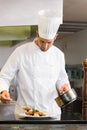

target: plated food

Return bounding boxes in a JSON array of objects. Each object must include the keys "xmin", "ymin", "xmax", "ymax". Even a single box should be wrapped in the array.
[
  {"xmin": 23, "ymin": 106, "xmax": 31, "ymax": 111},
  {"xmin": 22, "ymin": 105, "xmax": 47, "ymax": 117}
]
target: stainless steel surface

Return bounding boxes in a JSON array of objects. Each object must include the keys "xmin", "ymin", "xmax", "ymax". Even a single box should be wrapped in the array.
[
  {"xmin": 1, "ymin": 124, "xmax": 87, "ymax": 130},
  {"xmin": 55, "ymin": 88, "xmax": 77, "ymax": 108},
  {"xmin": 0, "ymin": 101, "xmax": 16, "ymax": 116}
]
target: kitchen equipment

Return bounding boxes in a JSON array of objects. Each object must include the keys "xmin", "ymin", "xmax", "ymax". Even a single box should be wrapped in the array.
[
  {"xmin": 9, "ymin": 84, "xmax": 17, "ymax": 101},
  {"xmin": 55, "ymin": 88, "xmax": 77, "ymax": 108},
  {"xmin": 0, "ymin": 101, "xmax": 16, "ymax": 116}
]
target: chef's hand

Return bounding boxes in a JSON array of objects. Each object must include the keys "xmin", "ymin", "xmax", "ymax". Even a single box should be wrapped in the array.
[
  {"xmin": 0, "ymin": 90, "xmax": 12, "ymax": 103},
  {"xmin": 59, "ymin": 84, "xmax": 70, "ymax": 95}
]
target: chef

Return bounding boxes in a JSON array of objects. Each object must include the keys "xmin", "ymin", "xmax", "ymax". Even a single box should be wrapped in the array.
[{"xmin": 0, "ymin": 9, "xmax": 71, "ymax": 120}]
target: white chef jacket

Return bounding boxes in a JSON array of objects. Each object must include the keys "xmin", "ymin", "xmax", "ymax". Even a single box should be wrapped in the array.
[{"xmin": 0, "ymin": 40, "xmax": 71, "ymax": 118}]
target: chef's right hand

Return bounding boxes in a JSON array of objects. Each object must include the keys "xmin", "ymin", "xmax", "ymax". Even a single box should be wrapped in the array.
[
  {"xmin": 0, "ymin": 90, "xmax": 12, "ymax": 103},
  {"xmin": 59, "ymin": 84, "xmax": 69, "ymax": 95}
]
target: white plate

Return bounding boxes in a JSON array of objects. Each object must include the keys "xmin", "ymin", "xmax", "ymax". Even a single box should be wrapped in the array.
[{"xmin": 19, "ymin": 113, "xmax": 51, "ymax": 119}]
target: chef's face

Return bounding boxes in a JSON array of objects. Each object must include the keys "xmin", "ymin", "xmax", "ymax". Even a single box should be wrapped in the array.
[{"xmin": 36, "ymin": 34, "xmax": 58, "ymax": 52}]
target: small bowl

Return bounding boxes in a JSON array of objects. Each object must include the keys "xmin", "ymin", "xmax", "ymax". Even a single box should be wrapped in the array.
[{"xmin": 55, "ymin": 88, "xmax": 77, "ymax": 108}]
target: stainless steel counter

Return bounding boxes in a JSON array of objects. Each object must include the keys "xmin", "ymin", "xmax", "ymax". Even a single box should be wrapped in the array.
[
  {"xmin": 0, "ymin": 120, "xmax": 87, "ymax": 130},
  {"xmin": 0, "ymin": 124, "xmax": 87, "ymax": 130},
  {"xmin": 0, "ymin": 101, "xmax": 16, "ymax": 117}
]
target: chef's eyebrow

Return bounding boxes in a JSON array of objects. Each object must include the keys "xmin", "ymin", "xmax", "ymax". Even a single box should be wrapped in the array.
[{"xmin": 39, "ymin": 38, "xmax": 53, "ymax": 44}]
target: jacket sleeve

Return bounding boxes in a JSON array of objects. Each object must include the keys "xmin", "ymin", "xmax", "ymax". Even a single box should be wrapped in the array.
[
  {"xmin": 0, "ymin": 48, "xmax": 20, "ymax": 93},
  {"xmin": 56, "ymin": 53, "xmax": 71, "ymax": 91}
]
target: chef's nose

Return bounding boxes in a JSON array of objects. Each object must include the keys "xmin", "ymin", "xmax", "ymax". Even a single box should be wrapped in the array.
[{"xmin": 43, "ymin": 43, "xmax": 49, "ymax": 48}]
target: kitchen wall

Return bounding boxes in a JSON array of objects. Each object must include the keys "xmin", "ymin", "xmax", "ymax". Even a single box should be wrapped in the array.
[{"xmin": 56, "ymin": 29, "xmax": 87, "ymax": 65}]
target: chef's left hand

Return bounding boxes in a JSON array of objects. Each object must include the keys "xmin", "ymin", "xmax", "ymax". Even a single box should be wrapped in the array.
[{"xmin": 59, "ymin": 84, "xmax": 70, "ymax": 95}]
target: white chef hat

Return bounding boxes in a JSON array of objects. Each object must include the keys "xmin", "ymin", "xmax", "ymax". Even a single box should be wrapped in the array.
[{"xmin": 38, "ymin": 9, "xmax": 62, "ymax": 40}]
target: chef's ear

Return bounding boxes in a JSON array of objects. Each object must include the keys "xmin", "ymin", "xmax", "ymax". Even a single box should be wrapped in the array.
[
  {"xmin": 54, "ymin": 34, "xmax": 58, "ymax": 40},
  {"xmin": 36, "ymin": 31, "xmax": 39, "ymax": 37}
]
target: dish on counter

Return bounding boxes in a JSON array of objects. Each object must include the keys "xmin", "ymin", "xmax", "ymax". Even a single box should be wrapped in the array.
[
  {"xmin": 21, "ymin": 105, "xmax": 49, "ymax": 118},
  {"xmin": 18, "ymin": 113, "xmax": 50, "ymax": 118}
]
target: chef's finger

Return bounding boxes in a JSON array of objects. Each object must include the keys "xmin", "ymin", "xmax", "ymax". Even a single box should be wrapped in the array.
[
  {"xmin": 59, "ymin": 84, "xmax": 69, "ymax": 95},
  {"xmin": 1, "ymin": 94, "xmax": 12, "ymax": 101},
  {"xmin": 0, "ymin": 91, "xmax": 12, "ymax": 102},
  {"xmin": 0, "ymin": 96, "xmax": 12, "ymax": 103},
  {"xmin": 63, "ymin": 84, "xmax": 69, "ymax": 92}
]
